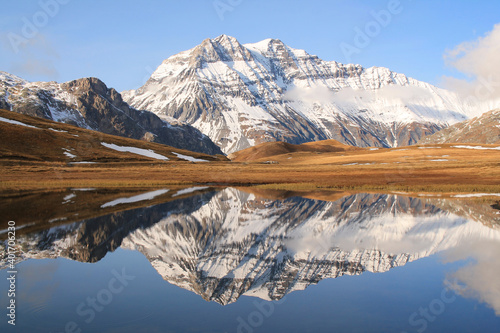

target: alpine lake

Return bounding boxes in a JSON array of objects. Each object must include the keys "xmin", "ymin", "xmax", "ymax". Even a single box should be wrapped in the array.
[{"xmin": 1, "ymin": 186, "xmax": 500, "ymax": 333}]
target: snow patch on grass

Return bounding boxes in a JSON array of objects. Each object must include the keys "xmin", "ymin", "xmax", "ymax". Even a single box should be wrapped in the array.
[
  {"xmin": 101, "ymin": 142, "xmax": 169, "ymax": 160},
  {"xmin": 63, "ymin": 193, "xmax": 76, "ymax": 204},
  {"xmin": 49, "ymin": 128, "xmax": 68, "ymax": 133},
  {"xmin": 452, "ymin": 193, "xmax": 500, "ymax": 198},
  {"xmin": 0, "ymin": 116, "xmax": 38, "ymax": 129},
  {"xmin": 452, "ymin": 145, "xmax": 500, "ymax": 151},
  {"xmin": 63, "ymin": 148, "xmax": 76, "ymax": 159},
  {"xmin": 172, "ymin": 152, "xmax": 209, "ymax": 162}
]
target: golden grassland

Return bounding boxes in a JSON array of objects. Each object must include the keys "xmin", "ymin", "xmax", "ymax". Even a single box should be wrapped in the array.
[
  {"xmin": 1, "ymin": 108, "xmax": 499, "ymax": 194},
  {"xmin": 1, "ymin": 143, "xmax": 500, "ymax": 194}
]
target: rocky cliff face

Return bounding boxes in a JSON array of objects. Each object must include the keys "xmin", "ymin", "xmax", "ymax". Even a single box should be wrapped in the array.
[
  {"xmin": 419, "ymin": 109, "xmax": 500, "ymax": 144},
  {"xmin": 0, "ymin": 72, "xmax": 223, "ymax": 155},
  {"xmin": 4, "ymin": 189, "xmax": 500, "ymax": 305},
  {"xmin": 123, "ymin": 35, "xmax": 484, "ymax": 154}
]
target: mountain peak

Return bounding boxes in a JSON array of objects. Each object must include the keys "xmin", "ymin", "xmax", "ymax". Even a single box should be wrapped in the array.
[
  {"xmin": 212, "ymin": 34, "xmax": 239, "ymax": 45},
  {"xmin": 62, "ymin": 77, "xmax": 109, "ymax": 95},
  {"xmin": 191, "ymin": 34, "xmax": 252, "ymax": 65},
  {"xmin": 124, "ymin": 36, "xmax": 486, "ymax": 154},
  {"xmin": 244, "ymin": 38, "xmax": 312, "ymax": 61}
]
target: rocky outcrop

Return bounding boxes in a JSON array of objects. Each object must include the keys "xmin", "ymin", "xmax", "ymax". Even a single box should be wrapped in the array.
[
  {"xmin": 0, "ymin": 72, "xmax": 223, "ymax": 155},
  {"xmin": 419, "ymin": 109, "xmax": 500, "ymax": 144}
]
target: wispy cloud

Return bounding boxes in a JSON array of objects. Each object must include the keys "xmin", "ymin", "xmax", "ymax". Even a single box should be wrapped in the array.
[
  {"xmin": 442, "ymin": 23, "xmax": 500, "ymax": 101},
  {"xmin": 1, "ymin": 33, "xmax": 60, "ymax": 80},
  {"xmin": 11, "ymin": 57, "xmax": 58, "ymax": 77},
  {"xmin": 284, "ymin": 84, "xmax": 433, "ymax": 106},
  {"xmin": 284, "ymin": 85, "xmax": 335, "ymax": 104}
]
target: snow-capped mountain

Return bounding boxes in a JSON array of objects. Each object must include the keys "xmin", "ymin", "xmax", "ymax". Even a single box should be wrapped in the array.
[
  {"xmin": 419, "ymin": 108, "xmax": 500, "ymax": 144},
  {"xmin": 123, "ymin": 35, "xmax": 488, "ymax": 154},
  {"xmin": 0, "ymin": 72, "xmax": 223, "ymax": 155},
  {"xmin": 4, "ymin": 188, "xmax": 500, "ymax": 305}
]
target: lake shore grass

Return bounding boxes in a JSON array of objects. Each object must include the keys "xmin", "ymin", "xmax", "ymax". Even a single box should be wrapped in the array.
[{"xmin": 1, "ymin": 157, "xmax": 499, "ymax": 194}]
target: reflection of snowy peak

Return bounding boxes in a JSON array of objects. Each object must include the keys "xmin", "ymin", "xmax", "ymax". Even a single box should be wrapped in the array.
[
  {"xmin": 123, "ymin": 35, "xmax": 484, "ymax": 154},
  {"xmin": 120, "ymin": 189, "xmax": 500, "ymax": 304},
  {"xmin": 4, "ymin": 189, "xmax": 500, "ymax": 305}
]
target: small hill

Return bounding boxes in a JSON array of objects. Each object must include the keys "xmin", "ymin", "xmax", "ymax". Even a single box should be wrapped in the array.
[
  {"xmin": 419, "ymin": 109, "xmax": 500, "ymax": 145},
  {"xmin": 228, "ymin": 139, "xmax": 360, "ymax": 162},
  {"xmin": 0, "ymin": 109, "xmax": 227, "ymax": 164}
]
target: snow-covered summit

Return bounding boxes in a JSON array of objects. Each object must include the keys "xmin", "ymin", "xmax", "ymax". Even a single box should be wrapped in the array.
[{"xmin": 123, "ymin": 35, "xmax": 491, "ymax": 154}]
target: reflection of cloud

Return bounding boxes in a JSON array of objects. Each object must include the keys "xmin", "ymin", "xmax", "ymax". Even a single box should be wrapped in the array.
[
  {"xmin": 442, "ymin": 23, "xmax": 500, "ymax": 101},
  {"xmin": 443, "ymin": 239, "xmax": 500, "ymax": 315},
  {"xmin": 286, "ymin": 214, "xmax": 470, "ymax": 256}
]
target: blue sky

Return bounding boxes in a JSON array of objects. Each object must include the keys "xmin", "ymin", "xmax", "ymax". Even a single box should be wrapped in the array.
[{"xmin": 1, "ymin": 0, "xmax": 499, "ymax": 92}]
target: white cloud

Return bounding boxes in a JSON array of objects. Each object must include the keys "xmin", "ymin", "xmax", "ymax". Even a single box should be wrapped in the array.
[
  {"xmin": 3, "ymin": 33, "xmax": 60, "ymax": 80},
  {"xmin": 284, "ymin": 85, "xmax": 336, "ymax": 104},
  {"xmin": 442, "ymin": 23, "xmax": 500, "ymax": 101},
  {"xmin": 376, "ymin": 84, "xmax": 433, "ymax": 101},
  {"xmin": 285, "ymin": 84, "xmax": 433, "ymax": 106}
]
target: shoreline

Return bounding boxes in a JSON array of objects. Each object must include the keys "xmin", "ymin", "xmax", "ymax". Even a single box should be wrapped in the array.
[{"xmin": 1, "ymin": 160, "xmax": 499, "ymax": 194}]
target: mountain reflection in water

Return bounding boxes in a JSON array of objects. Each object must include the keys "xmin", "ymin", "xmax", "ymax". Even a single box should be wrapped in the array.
[{"xmin": 2, "ymin": 187, "xmax": 500, "ymax": 314}]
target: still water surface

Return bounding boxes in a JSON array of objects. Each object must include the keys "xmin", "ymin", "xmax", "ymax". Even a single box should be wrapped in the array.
[{"xmin": 1, "ymin": 187, "xmax": 500, "ymax": 332}]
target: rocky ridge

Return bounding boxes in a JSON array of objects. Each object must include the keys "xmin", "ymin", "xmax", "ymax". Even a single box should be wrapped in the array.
[
  {"xmin": 419, "ymin": 109, "xmax": 500, "ymax": 144},
  {"xmin": 0, "ymin": 72, "xmax": 223, "ymax": 155}
]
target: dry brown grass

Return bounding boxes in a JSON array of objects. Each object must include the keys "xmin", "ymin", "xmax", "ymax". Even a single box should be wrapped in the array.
[
  {"xmin": 1, "ymin": 150, "xmax": 499, "ymax": 193},
  {"xmin": 0, "ymin": 109, "xmax": 227, "ymax": 163},
  {"xmin": 1, "ymin": 109, "xmax": 499, "ymax": 193}
]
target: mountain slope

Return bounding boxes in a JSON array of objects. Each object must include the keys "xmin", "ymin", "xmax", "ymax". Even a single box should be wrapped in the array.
[
  {"xmin": 0, "ymin": 108, "xmax": 225, "ymax": 163},
  {"xmin": 419, "ymin": 109, "xmax": 500, "ymax": 144},
  {"xmin": 123, "ymin": 35, "xmax": 487, "ymax": 154},
  {"xmin": 0, "ymin": 72, "xmax": 223, "ymax": 155}
]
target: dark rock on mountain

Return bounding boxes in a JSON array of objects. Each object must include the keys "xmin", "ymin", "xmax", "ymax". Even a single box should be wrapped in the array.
[{"xmin": 0, "ymin": 72, "xmax": 223, "ymax": 155}]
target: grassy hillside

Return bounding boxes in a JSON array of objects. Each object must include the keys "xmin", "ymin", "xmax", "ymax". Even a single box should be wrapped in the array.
[{"xmin": 0, "ymin": 109, "xmax": 227, "ymax": 164}]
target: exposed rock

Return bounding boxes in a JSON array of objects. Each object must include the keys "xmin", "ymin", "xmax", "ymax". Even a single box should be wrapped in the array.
[
  {"xmin": 0, "ymin": 72, "xmax": 223, "ymax": 155},
  {"xmin": 419, "ymin": 109, "xmax": 500, "ymax": 144}
]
